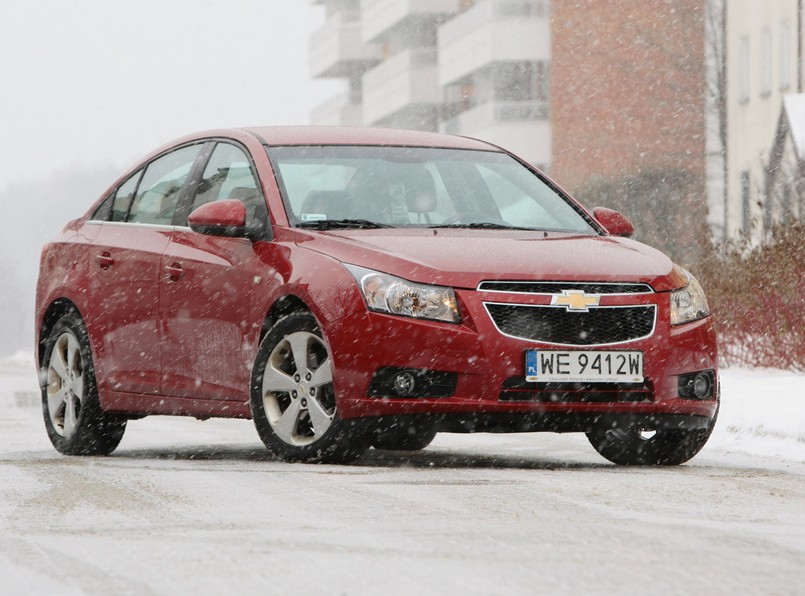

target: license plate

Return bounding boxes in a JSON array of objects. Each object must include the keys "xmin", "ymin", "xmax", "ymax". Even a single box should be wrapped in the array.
[{"xmin": 525, "ymin": 350, "xmax": 644, "ymax": 383}]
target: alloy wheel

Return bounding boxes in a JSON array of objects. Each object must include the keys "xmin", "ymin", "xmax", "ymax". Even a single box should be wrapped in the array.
[
  {"xmin": 261, "ymin": 331, "xmax": 335, "ymax": 446},
  {"xmin": 46, "ymin": 332, "xmax": 85, "ymax": 438}
]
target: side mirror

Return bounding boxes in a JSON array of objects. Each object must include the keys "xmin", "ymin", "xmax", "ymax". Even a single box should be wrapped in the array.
[
  {"xmin": 593, "ymin": 207, "xmax": 635, "ymax": 238},
  {"xmin": 188, "ymin": 200, "xmax": 248, "ymax": 238}
]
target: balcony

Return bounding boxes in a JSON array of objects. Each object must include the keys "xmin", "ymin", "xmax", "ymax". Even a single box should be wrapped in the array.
[
  {"xmin": 440, "ymin": 100, "xmax": 551, "ymax": 166},
  {"xmin": 362, "ymin": 47, "xmax": 442, "ymax": 126},
  {"xmin": 438, "ymin": 0, "xmax": 550, "ymax": 86},
  {"xmin": 311, "ymin": 92, "xmax": 364, "ymax": 126},
  {"xmin": 361, "ymin": 0, "xmax": 460, "ymax": 44},
  {"xmin": 310, "ymin": 12, "xmax": 382, "ymax": 78}
]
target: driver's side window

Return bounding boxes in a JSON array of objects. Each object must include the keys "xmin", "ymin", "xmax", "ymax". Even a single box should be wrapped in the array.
[{"xmin": 189, "ymin": 143, "xmax": 267, "ymax": 226}]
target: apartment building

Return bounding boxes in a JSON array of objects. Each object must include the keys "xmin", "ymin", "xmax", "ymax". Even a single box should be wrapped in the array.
[
  {"xmin": 437, "ymin": 0, "xmax": 551, "ymax": 167},
  {"xmin": 309, "ymin": 0, "xmax": 805, "ymax": 242},
  {"xmin": 309, "ymin": 0, "xmax": 551, "ymax": 168},
  {"xmin": 309, "ymin": 0, "xmax": 381, "ymax": 127}
]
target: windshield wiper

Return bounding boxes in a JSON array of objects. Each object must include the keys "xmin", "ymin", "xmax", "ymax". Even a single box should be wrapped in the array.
[
  {"xmin": 298, "ymin": 219, "xmax": 394, "ymax": 230},
  {"xmin": 429, "ymin": 222, "xmax": 532, "ymax": 230}
]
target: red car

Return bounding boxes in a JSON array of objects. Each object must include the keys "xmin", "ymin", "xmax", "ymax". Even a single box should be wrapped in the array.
[{"xmin": 36, "ymin": 127, "xmax": 718, "ymax": 465}]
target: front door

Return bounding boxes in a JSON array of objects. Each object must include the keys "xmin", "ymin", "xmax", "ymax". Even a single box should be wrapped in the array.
[{"xmin": 160, "ymin": 142, "xmax": 269, "ymax": 400}]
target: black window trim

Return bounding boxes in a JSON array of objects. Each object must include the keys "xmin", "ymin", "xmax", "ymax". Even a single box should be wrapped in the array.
[{"xmin": 89, "ymin": 140, "xmax": 209, "ymax": 225}]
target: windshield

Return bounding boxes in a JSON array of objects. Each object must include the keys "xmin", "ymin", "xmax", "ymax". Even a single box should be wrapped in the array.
[{"xmin": 266, "ymin": 145, "xmax": 597, "ymax": 233}]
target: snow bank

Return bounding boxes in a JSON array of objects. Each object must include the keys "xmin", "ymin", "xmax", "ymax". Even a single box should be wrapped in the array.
[{"xmin": 710, "ymin": 367, "xmax": 805, "ymax": 463}]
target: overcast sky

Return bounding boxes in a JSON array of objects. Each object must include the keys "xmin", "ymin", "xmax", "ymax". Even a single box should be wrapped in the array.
[{"xmin": 0, "ymin": 0, "xmax": 342, "ymax": 192}]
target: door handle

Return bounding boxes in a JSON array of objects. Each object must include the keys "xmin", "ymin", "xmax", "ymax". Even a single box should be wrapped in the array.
[
  {"xmin": 95, "ymin": 252, "xmax": 114, "ymax": 269},
  {"xmin": 165, "ymin": 263, "xmax": 184, "ymax": 280}
]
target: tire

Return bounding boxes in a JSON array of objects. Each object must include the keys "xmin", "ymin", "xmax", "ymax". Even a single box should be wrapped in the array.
[
  {"xmin": 41, "ymin": 311, "xmax": 127, "ymax": 455},
  {"xmin": 586, "ymin": 409, "xmax": 718, "ymax": 466},
  {"xmin": 372, "ymin": 419, "xmax": 437, "ymax": 451},
  {"xmin": 250, "ymin": 312, "xmax": 370, "ymax": 463}
]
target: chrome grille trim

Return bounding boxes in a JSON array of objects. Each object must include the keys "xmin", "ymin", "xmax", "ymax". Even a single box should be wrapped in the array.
[{"xmin": 477, "ymin": 281, "xmax": 654, "ymax": 295}]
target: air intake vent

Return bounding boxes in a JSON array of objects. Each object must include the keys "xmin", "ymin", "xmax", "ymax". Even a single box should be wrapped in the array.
[{"xmin": 499, "ymin": 378, "xmax": 653, "ymax": 403}]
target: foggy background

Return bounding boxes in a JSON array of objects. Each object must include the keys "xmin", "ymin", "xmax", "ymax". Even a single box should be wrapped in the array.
[{"xmin": 0, "ymin": 0, "xmax": 342, "ymax": 357}]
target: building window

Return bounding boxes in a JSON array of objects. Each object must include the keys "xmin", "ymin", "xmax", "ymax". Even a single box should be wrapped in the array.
[
  {"xmin": 741, "ymin": 170, "xmax": 752, "ymax": 233},
  {"xmin": 780, "ymin": 20, "xmax": 791, "ymax": 91},
  {"xmin": 739, "ymin": 36, "xmax": 751, "ymax": 102},
  {"xmin": 495, "ymin": 0, "xmax": 548, "ymax": 17},
  {"xmin": 494, "ymin": 63, "xmax": 537, "ymax": 102},
  {"xmin": 799, "ymin": 180, "xmax": 805, "ymax": 219},
  {"xmin": 782, "ymin": 183, "xmax": 793, "ymax": 219},
  {"xmin": 760, "ymin": 27, "xmax": 772, "ymax": 97}
]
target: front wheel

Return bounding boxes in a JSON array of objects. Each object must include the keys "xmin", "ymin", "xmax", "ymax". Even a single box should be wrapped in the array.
[
  {"xmin": 250, "ymin": 313, "xmax": 370, "ymax": 463},
  {"xmin": 41, "ymin": 312, "xmax": 127, "ymax": 455},
  {"xmin": 372, "ymin": 420, "xmax": 437, "ymax": 451},
  {"xmin": 586, "ymin": 412, "xmax": 718, "ymax": 466}
]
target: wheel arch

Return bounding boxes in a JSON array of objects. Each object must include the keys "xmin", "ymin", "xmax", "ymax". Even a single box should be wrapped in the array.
[
  {"xmin": 260, "ymin": 294, "xmax": 313, "ymax": 343},
  {"xmin": 37, "ymin": 298, "xmax": 83, "ymax": 369}
]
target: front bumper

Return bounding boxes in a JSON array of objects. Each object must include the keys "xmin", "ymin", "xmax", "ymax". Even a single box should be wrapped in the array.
[{"xmin": 325, "ymin": 285, "xmax": 719, "ymax": 431}]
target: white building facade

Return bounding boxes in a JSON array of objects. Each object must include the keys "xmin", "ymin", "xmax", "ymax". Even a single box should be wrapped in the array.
[
  {"xmin": 309, "ymin": 0, "xmax": 551, "ymax": 169},
  {"xmin": 724, "ymin": 0, "xmax": 803, "ymax": 239}
]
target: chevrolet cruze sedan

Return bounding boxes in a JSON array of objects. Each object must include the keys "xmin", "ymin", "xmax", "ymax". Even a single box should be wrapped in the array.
[{"xmin": 36, "ymin": 126, "xmax": 718, "ymax": 465}]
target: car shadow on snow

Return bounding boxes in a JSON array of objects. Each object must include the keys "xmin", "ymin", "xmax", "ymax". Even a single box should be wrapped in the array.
[
  {"xmin": 357, "ymin": 448, "xmax": 610, "ymax": 471},
  {"xmin": 109, "ymin": 445, "xmax": 610, "ymax": 471}
]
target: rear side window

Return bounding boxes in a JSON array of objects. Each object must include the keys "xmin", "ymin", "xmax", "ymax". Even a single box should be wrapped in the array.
[
  {"xmin": 111, "ymin": 170, "xmax": 143, "ymax": 222},
  {"xmin": 89, "ymin": 170, "xmax": 142, "ymax": 222},
  {"xmin": 128, "ymin": 145, "xmax": 202, "ymax": 225}
]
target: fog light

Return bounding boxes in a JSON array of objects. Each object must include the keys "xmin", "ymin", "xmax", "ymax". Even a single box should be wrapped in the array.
[
  {"xmin": 367, "ymin": 367, "xmax": 458, "ymax": 398},
  {"xmin": 678, "ymin": 370, "xmax": 714, "ymax": 400},
  {"xmin": 393, "ymin": 372, "xmax": 416, "ymax": 396},
  {"xmin": 692, "ymin": 372, "xmax": 712, "ymax": 399}
]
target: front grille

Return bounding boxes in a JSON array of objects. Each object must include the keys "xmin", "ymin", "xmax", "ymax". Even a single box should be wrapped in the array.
[
  {"xmin": 485, "ymin": 303, "xmax": 656, "ymax": 345},
  {"xmin": 478, "ymin": 281, "xmax": 653, "ymax": 294},
  {"xmin": 499, "ymin": 378, "xmax": 653, "ymax": 403}
]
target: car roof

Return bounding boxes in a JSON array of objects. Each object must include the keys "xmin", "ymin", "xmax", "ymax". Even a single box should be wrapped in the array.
[{"xmin": 240, "ymin": 126, "xmax": 499, "ymax": 151}]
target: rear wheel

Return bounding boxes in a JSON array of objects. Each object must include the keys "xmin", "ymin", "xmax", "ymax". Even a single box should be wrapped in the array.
[
  {"xmin": 250, "ymin": 313, "xmax": 370, "ymax": 463},
  {"xmin": 41, "ymin": 312, "xmax": 126, "ymax": 455},
  {"xmin": 586, "ymin": 412, "xmax": 718, "ymax": 466}
]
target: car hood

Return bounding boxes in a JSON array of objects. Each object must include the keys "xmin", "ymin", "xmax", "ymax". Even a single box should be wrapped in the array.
[{"xmin": 293, "ymin": 228, "xmax": 685, "ymax": 292}]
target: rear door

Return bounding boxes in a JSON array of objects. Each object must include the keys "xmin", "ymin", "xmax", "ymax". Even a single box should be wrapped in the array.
[
  {"xmin": 89, "ymin": 143, "xmax": 205, "ymax": 395},
  {"xmin": 160, "ymin": 141, "xmax": 269, "ymax": 400}
]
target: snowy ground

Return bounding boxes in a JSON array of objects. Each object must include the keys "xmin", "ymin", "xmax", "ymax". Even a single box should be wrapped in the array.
[{"xmin": 1, "ymin": 352, "xmax": 803, "ymax": 595}]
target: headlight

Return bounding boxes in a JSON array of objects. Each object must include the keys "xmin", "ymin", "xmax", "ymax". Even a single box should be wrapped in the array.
[
  {"xmin": 670, "ymin": 266, "xmax": 710, "ymax": 326},
  {"xmin": 344, "ymin": 264, "xmax": 461, "ymax": 324}
]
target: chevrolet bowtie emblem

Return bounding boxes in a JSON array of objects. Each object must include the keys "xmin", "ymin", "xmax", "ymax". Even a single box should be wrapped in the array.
[{"xmin": 551, "ymin": 290, "xmax": 600, "ymax": 311}]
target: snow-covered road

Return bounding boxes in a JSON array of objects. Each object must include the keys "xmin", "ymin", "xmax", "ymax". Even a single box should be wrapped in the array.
[{"xmin": 1, "ymin": 354, "xmax": 803, "ymax": 595}]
